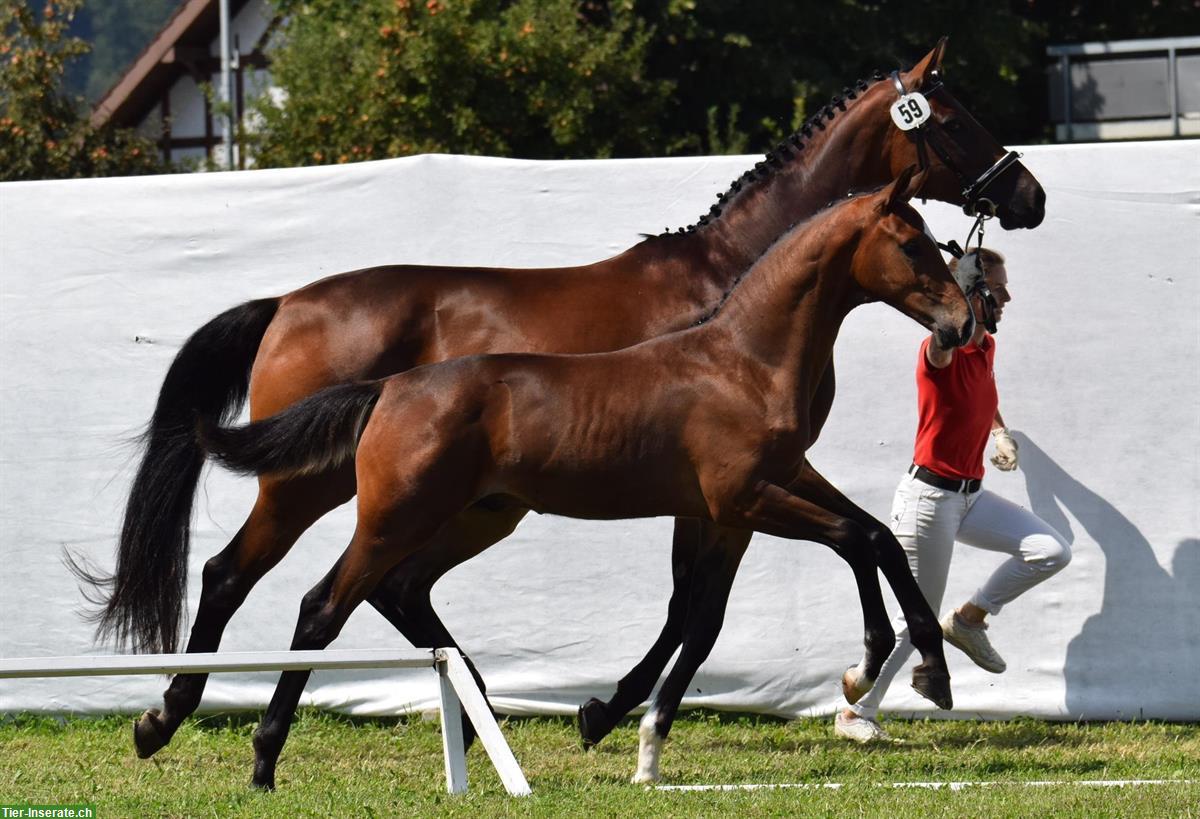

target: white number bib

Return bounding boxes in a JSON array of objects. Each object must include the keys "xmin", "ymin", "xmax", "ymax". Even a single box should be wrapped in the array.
[{"xmin": 890, "ymin": 92, "xmax": 932, "ymax": 131}]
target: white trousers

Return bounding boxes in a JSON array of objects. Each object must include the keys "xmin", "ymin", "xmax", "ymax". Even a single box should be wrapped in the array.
[{"xmin": 849, "ymin": 471, "xmax": 1071, "ymax": 719}]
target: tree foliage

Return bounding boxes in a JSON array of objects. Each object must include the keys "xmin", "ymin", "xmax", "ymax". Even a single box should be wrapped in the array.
[
  {"xmin": 253, "ymin": 0, "xmax": 1196, "ymax": 166},
  {"xmin": 0, "ymin": 0, "xmax": 165, "ymax": 181},
  {"xmin": 249, "ymin": 0, "xmax": 672, "ymax": 166}
]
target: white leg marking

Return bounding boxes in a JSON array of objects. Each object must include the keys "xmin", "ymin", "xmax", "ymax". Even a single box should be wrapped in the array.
[{"xmin": 632, "ymin": 709, "xmax": 663, "ymax": 784}]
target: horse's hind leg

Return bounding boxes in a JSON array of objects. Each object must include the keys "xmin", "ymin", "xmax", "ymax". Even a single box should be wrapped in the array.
[
  {"xmin": 631, "ymin": 525, "xmax": 749, "ymax": 784},
  {"xmin": 134, "ymin": 467, "xmax": 355, "ymax": 759},
  {"xmin": 251, "ymin": 500, "xmax": 454, "ymax": 790},
  {"xmin": 367, "ymin": 502, "xmax": 528, "ymax": 747}
]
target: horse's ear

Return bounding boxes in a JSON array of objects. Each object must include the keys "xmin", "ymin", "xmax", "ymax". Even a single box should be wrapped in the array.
[
  {"xmin": 905, "ymin": 167, "xmax": 932, "ymax": 200},
  {"xmin": 910, "ymin": 37, "xmax": 948, "ymax": 89},
  {"xmin": 879, "ymin": 165, "xmax": 918, "ymax": 213}
]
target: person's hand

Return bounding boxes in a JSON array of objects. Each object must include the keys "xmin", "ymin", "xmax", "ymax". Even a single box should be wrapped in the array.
[{"xmin": 989, "ymin": 427, "xmax": 1019, "ymax": 471}]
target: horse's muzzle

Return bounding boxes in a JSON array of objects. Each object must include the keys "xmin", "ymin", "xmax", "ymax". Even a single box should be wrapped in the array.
[
  {"xmin": 935, "ymin": 312, "xmax": 974, "ymax": 349},
  {"xmin": 998, "ymin": 179, "xmax": 1046, "ymax": 230}
]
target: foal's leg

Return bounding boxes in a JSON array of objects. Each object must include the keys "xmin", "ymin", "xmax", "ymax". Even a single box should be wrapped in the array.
[
  {"xmin": 251, "ymin": 510, "xmax": 446, "ymax": 790},
  {"xmin": 367, "ymin": 503, "xmax": 527, "ymax": 746},
  {"xmin": 632, "ymin": 525, "xmax": 750, "ymax": 783},
  {"xmin": 578, "ymin": 517, "xmax": 716, "ymax": 748},
  {"xmin": 754, "ymin": 476, "xmax": 951, "ymax": 710},
  {"xmin": 251, "ymin": 547, "xmax": 380, "ymax": 790},
  {"xmin": 134, "ymin": 466, "xmax": 355, "ymax": 759}
]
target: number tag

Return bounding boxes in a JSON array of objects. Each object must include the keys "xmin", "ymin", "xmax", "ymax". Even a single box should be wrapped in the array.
[{"xmin": 890, "ymin": 92, "xmax": 931, "ymax": 131}]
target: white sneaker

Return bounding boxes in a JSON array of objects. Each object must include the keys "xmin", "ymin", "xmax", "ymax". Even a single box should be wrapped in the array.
[
  {"xmin": 941, "ymin": 611, "xmax": 1007, "ymax": 673},
  {"xmin": 834, "ymin": 711, "xmax": 889, "ymax": 744}
]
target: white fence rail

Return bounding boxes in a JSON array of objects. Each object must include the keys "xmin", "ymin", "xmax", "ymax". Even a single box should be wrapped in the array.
[{"xmin": 0, "ymin": 647, "xmax": 531, "ymax": 797}]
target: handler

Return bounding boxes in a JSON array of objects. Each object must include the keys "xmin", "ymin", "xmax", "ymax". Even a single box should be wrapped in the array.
[{"xmin": 835, "ymin": 247, "xmax": 1071, "ymax": 743}]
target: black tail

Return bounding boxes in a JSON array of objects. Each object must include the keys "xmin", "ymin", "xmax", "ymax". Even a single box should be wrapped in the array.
[
  {"xmin": 200, "ymin": 381, "xmax": 385, "ymax": 479},
  {"xmin": 68, "ymin": 298, "xmax": 280, "ymax": 654}
]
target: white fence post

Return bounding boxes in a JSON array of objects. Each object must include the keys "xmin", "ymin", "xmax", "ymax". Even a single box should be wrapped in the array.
[
  {"xmin": 436, "ymin": 654, "xmax": 469, "ymax": 794},
  {"xmin": 437, "ymin": 648, "xmax": 532, "ymax": 796}
]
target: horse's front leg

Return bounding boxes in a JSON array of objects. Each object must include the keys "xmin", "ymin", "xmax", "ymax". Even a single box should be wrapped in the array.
[
  {"xmin": 632, "ymin": 526, "xmax": 751, "ymax": 783},
  {"xmin": 579, "ymin": 517, "xmax": 746, "ymax": 749},
  {"xmin": 746, "ymin": 479, "xmax": 952, "ymax": 711}
]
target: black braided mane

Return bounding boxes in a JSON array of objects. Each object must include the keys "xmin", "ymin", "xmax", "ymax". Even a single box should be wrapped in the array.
[{"xmin": 653, "ymin": 70, "xmax": 888, "ymax": 239}]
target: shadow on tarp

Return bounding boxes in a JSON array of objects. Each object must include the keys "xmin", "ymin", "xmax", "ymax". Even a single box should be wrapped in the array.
[{"xmin": 1014, "ymin": 432, "xmax": 1199, "ymax": 719}]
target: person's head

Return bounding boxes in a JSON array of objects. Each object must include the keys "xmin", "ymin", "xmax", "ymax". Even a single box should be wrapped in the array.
[{"xmin": 950, "ymin": 247, "xmax": 1009, "ymax": 337}]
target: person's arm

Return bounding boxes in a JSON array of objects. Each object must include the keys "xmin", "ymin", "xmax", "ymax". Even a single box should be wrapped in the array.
[
  {"xmin": 991, "ymin": 409, "xmax": 1007, "ymax": 433},
  {"xmin": 989, "ymin": 409, "xmax": 1019, "ymax": 471},
  {"xmin": 925, "ymin": 331, "xmax": 955, "ymax": 369}
]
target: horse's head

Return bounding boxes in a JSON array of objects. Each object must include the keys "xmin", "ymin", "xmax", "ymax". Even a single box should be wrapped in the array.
[
  {"xmin": 851, "ymin": 166, "xmax": 974, "ymax": 349},
  {"xmin": 882, "ymin": 38, "xmax": 1045, "ymax": 230}
]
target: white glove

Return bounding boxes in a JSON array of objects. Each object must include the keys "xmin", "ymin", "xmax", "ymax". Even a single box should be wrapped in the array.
[{"xmin": 989, "ymin": 427, "xmax": 1019, "ymax": 471}]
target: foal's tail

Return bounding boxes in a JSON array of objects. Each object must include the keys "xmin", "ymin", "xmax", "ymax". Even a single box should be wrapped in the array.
[
  {"xmin": 200, "ymin": 381, "xmax": 385, "ymax": 479},
  {"xmin": 67, "ymin": 298, "xmax": 280, "ymax": 654}
]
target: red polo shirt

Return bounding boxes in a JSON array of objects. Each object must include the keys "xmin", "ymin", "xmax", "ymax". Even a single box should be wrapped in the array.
[{"xmin": 911, "ymin": 334, "xmax": 998, "ymax": 481}]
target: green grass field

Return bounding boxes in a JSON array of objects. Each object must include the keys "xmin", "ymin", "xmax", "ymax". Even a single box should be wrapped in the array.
[{"xmin": 2, "ymin": 711, "xmax": 1198, "ymax": 817}]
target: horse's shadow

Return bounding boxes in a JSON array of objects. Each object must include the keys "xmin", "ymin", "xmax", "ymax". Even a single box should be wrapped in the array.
[{"xmin": 1013, "ymin": 432, "xmax": 1199, "ymax": 718}]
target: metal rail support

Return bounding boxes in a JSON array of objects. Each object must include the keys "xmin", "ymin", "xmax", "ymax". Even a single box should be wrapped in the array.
[{"xmin": 0, "ymin": 648, "xmax": 531, "ymax": 796}]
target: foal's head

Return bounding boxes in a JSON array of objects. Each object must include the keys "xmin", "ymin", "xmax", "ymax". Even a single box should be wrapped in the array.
[{"xmin": 848, "ymin": 166, "xmax": 974, "ymax": 350}]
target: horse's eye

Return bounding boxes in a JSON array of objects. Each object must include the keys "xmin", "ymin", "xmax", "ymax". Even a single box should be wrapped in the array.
[
  {"xmin": 943, "ymin": 118, "xmax": 963, "ymax": 133},
  {"xmin": 901, "ymin": 239, "xmax": 922, "ymax": 258}
]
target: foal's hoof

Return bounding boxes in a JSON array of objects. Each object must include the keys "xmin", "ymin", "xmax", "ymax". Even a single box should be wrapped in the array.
[
  {"xmin": 250, "ymin": 775, "xmax": 276, "ymax": 792},
  {"xmin": 577, "ymin": 698, "xmax": 615, "ymax": 749},
  {"xmin": 841, "ymin": 666, "xmax": 874, "ymax": 705},
  {"xmin": 911, "ymin": 667, "xmax": 953, "ymax": 711},
  {"xmin": 133, "ymin": 708, "xmax": 170, "ymax": 759}
]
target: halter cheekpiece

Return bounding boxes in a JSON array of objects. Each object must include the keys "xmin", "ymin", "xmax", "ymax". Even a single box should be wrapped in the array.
[{"xmin": 889, "ymin": 70, "xmax": 1022, "ymax": 220}]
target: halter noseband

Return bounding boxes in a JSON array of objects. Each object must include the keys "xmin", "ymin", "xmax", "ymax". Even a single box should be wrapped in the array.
[{"xmin": 889, "ymin": 70, "xmax": 1022, "ymax": 218}]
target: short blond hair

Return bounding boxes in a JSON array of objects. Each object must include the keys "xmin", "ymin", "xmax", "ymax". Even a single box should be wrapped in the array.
[{"xmin": 950, "ymin": 247, "xmax": 1005, "ymax": 276}]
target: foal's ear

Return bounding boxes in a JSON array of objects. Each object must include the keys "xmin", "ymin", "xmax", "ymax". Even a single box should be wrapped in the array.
[
  {"xmin": 910, "ymin": 37, "xmax": 948, "ymax": 89},
  {"xmin": 879, "ymin": 165, "xmax": 919, "ymax": 213}
]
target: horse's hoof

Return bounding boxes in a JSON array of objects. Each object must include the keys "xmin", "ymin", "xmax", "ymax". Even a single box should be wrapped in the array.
[
  {"xmin": 841, "ymin": 665, "xmax": 874, "ymax": 705},
  {"xmin": 133, "ymin": 708, "xmax": 170, "ymax": 759},
  {"xmin": 578, "ymin": 698, "xmax": 614, "ymax": 750},
  {"xmin": 911, "ymin": 667, "xmax": 953, "ymax": 711},
  {"xmin": 251, "ymin": 762, "xmax": 276, "ymax": 791},
  {"xmin": 631, "ymin": 770, "xmax": 660, "ymax": 785}
]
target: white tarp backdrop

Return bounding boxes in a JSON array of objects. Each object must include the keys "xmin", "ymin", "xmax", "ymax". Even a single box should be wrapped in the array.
[{"xmin": 1, "ymin": 142, "xmax": 1197, "ymax": 722}]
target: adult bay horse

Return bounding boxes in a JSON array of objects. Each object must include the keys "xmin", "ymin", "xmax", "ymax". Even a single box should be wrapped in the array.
[
  {"xmin": 202, "ymin": 167, "xmax": 974, "ymax": 787},
  {"xmin": 78, "ymin": 40, "xmax": 1045, "ymax": 758}
]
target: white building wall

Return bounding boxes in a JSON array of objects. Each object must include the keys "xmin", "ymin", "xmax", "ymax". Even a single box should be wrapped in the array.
[{"xmin": 134, "ymin": 0, "xmax": 274, "ymax": 166}]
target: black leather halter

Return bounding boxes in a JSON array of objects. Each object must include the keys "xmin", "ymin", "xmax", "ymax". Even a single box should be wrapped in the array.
[{"xmin": 889, "ymin": 70, "xmax": 1022, "ymax": 218}]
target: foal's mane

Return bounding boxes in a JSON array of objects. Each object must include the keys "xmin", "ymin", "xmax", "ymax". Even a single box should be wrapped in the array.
[{"xmin": 647, "ymin": 69, "xmax": 889, "ymax": 242}]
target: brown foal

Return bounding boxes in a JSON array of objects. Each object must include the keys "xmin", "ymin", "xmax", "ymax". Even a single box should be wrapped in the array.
[
  {"xmin": 78, "ymin": 39, "xmax": 1046, "ymax": 760},
  {"xmin": 204, "ymin": 167, "xmax": 974, "ymax": 787}
]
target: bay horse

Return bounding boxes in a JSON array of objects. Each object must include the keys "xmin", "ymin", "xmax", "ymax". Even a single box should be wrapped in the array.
[
  {"xmin": 202, "ymin": 167, "xmax": 973, "ymax": 787},
  {"xmin": 76, "ymin": 39, "xmax": 1045, "ymax": 759}
]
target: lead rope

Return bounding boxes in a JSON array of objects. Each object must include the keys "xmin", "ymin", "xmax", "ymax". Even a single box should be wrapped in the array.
[{"xmin": 965, "ymin": 210, "xmax": 989, "ymax": 256}]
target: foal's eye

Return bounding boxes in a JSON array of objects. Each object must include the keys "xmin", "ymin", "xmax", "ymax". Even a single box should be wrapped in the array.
[{"xmin": 901, "ymin": 239, "xmax": 922, "ymax": 258}]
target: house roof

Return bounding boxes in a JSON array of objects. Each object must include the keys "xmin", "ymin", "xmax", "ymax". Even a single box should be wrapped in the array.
[{"xmin": 90, "ymin": 0, "xmax": 256, "ymax": 128}]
